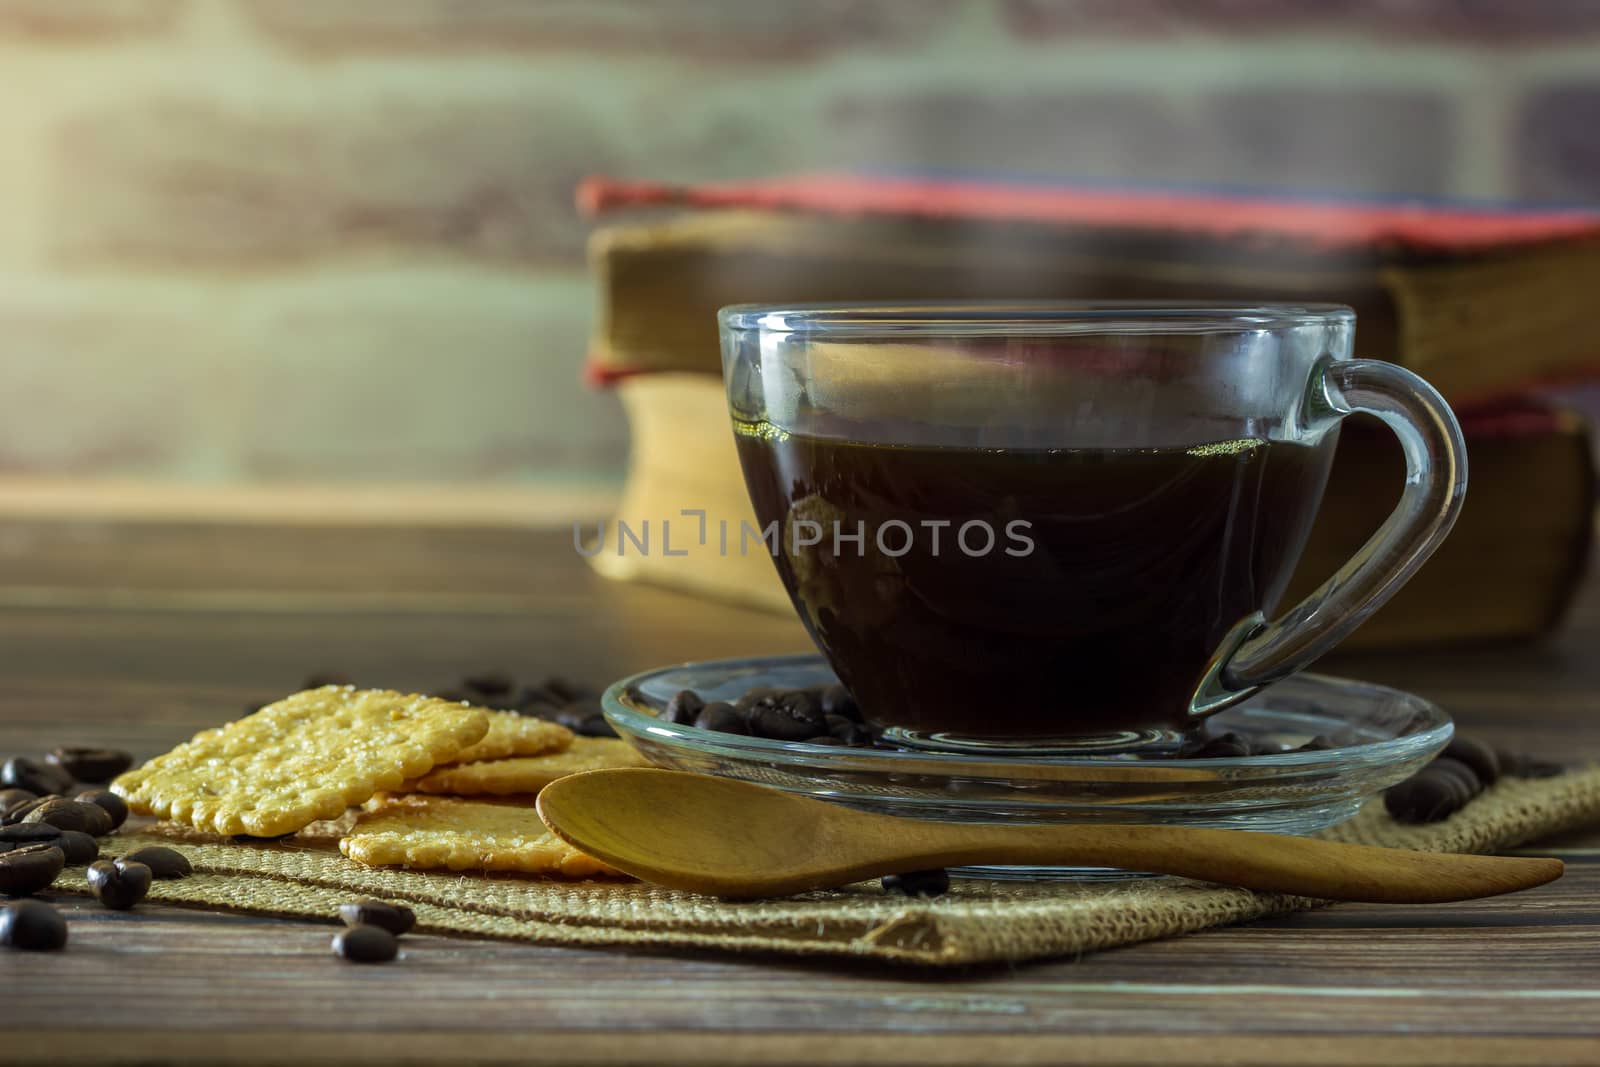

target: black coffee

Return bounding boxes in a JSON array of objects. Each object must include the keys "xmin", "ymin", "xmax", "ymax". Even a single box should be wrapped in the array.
[{"xmin": 735, "ymin": 428, "xmax": 1332, "ymax": 741}]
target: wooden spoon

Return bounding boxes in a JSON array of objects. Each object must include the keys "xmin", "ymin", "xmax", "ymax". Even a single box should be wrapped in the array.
[{"xmin": 536, "ymin": 767, "xmax": 1562, "ymax": 901}]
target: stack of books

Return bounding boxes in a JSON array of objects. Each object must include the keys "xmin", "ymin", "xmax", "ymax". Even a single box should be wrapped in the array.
[{"xmin": 579, "ymin": 173, "xmax": 1600, "ymax": 647}]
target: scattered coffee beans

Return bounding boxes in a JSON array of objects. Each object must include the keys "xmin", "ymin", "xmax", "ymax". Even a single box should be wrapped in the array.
[
  {"xmin": 22, "ymin": 798, "xmax": 114, "ymax": 837},
  {"xmin": 333, "ymin": 924, "xmax": 399, "ymax": 963},
  {"xmin": 417, "ymin": 667, "xmax": 616, "ymax": 736},
  {"xmin": 46, "ymin": 746, "xmax": 132, "ymax": 784},
  {"xmin": 0, "ymin": 788, "xmax": 36, "ymax": 813},
  {"xmin": 882, "ymin": 868, "xmax": 951, "ymax": 898},
  {"xmin": 0, "ymin": 843, "xmax": 65, "ymax": 897},
  {"xmin": 87, "ymin": 859, "xmax": 152, "ymax": 910},
  {"xmin": 339, "ymin": 899, "xmax": 416, "ymax": 936},
  {"xmin": 693, "ymin": 702, "xmax": 747, "ymax": 735},
  {"xmin": 1, "ymin": 757, "xmax": 73, "ymax": 798},
  {"xmin": 2, "ymin": 794, "xmax": 56, "ymax": 826},
  {"xmin": 0, "ymin": 900, "xmax": 67, "ymax": 951},
  {"xmin": 662, "ymin": 690, "xmax": 705, "ymax": 727},
  {"xmin": 75, "ymin": 789, "xmax": 129, "ymax": 831},
  {"xmin": 54, "ymin": 831, "xmax": 99, "ymax": 866},
  {"xmin": 1381, "ymin": 734, "xmax": 1565, "ymax": 825},
  {"xmin": 120, "ymin": 846, "xmax": 193, "ymax": 880},
  {"xmin": 744, "ymin": 690, "xmax": 827, "ymax": 742}
]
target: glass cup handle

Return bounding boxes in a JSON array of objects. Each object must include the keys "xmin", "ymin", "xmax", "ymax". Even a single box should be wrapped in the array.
[{"xmin": 1196, "ymin": 359, "xmax": 1468, "ymax": 713}]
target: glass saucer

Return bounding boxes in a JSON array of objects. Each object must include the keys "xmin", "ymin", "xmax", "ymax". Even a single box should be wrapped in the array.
[{"xmin": 601, "ymin": 654, "xmax": 1451, "ymax": 879}]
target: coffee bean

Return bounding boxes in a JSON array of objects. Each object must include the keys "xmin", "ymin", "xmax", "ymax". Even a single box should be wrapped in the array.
[
  {"xmin": 75, "ymin": 789, "xmax": 129, "ymax": 831},
  {"xmin": 54, "ymin": 831, "xmax": 98, "ymax": 867},
  {"xmin": 2, "ymin": 794, "xmax": 55, "ymax": 826},
  {"xmin": 46, "ymin": 747, "xmax": 133, "ymax": 785},
  {"xmin": 87, "ymin": 859, "xmax": 151, "ymax": 910},
  {"xmin": 819, "ymin": 685, "xmax": 861, "ymax": 721},
  {"xmin": 1430, "ymin": 757, "xmax": 1483, "ymax": 798},
  {"xmin": 463, "ymin": 671, "xmax": 516, "ymax": 699},
  {"xmin": 339, "ymin": 899, "xmax": 415, "ymax": 936},
  {"xmin": 1298, "ymin": 735, "xmax": 1338, "ymax": 751},
  {"xmin": 232, "ymin": 833, "xmax": 297, "ymax": 843},
  {"xmin": 0, "ymin": 900, "xmax": 67, "ymax": 951},
  {"xmin": 1385, "ymin": 769, "xmax": 1467, "ymax": 824},
  {"xmin": 0, "ymin": 843, "xmax": 65, "ymax": 897},
  {"xmin": 735, "ymin": 686, "xmax": 785, "ymax": 712},
  {"xmin": 0, "ymin": 823, "xmax": 62, "ymax": 845},
  {"xmin": 805, "ymin": 736, "xmax": 847, "ymax": 746},
  {"xmin": 333, "ymin": 924, "xmax": 399, "ymax": 963},
  {"xmin": 120, "ymin": 846, "xmax": 192, "ymax": 880},
  {"xmin": 745, "ymin": 690, "xmax": 826, "ymax": 742},
  {"xmin": 882, "ymin": 868, "xmax": 951, "ymax": 898},
  {"xmin": 1441, "ymin": 737, "xmax": 1500, "ymax": 786},
  {"xmin": 1, "ymin": 757, "xmax": 74, "ymax": 797},
  {"xmin": 693, "ymin": 702, "xmax": 748, "ymax": 735},
  {"xmin": 0, "ymin": 789, "xmax": 36, "ymax": 812},
  {"xmin": 825, "ymin": 715, "xmax": 873, "ymax": 746},
  {"xmin": 557, "ymin": 701, "xmax": 617, "ymax": 738},
  {"xmin": 662, "ymin": 690, "xmax": 705, "ymax": 727},
  {"xmin": 23, "ymin": 798, "xmax": 114, "ymax": 837},
  {"xmin": 302, "ymin": 671, "xmax": 354, "ymax": 689}
]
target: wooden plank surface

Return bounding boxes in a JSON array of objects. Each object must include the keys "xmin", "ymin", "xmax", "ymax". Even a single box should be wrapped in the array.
[{"xmin": 1, "ymin": 518, "xmax": 1597, "ymax": 1066}]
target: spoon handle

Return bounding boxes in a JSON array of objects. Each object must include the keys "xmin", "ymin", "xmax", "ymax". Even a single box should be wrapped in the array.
[{"xmin": 919, "ymin": 823, "xmax": 1562, "ymax": 903}]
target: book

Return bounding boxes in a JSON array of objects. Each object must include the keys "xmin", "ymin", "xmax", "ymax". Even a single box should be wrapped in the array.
[
  {"xmin": 579, "ymin": 174, "xmax": 1600, "ymax": 404},
  {"xmin": 590, "ymin": 373, "xmax": 1595, "ymax": 648}
]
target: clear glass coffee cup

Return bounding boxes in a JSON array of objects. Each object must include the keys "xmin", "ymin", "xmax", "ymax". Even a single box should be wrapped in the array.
[{"xmin": 719, "ymin": 302, "xmax": 1466, "ymax": 755}]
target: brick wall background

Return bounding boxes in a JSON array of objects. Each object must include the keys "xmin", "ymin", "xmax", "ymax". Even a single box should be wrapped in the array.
[{"xmin": 2, "ymin": 0, "xmax": 1598, "ymax": 487}]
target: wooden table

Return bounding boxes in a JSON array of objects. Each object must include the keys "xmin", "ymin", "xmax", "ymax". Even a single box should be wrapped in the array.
[{"xmin": 1, "ymin": 517, "xmax": 1597, "ymax": 1066}]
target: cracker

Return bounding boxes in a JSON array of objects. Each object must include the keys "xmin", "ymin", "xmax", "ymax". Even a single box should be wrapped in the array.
[
  {"xmin": 340, "ymin": 794, "xmax": 621, "ymax": 877},
  {"xmin": 402, "ymin": 737, "xmax": 650, "ymax": 796},
  {"xmin": 444, "ymin": 710, "xmax": 572, "ymax": 765},
  {"xmin": 111, "ymin": 687, "xmax": 489, "ymax": 837}
]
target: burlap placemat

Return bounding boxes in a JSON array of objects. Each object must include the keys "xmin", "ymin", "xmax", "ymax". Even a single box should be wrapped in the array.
[{"xmin": 52, "ymin": 766, "xmax": 1600, "ymax": 967}]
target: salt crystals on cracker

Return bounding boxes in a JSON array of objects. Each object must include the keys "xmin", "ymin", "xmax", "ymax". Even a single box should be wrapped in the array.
[
  {"xmin": 340, "ymin": 794, "xmax": 621, "ymax": 878},
  {"xmin": 443, "ymin": 708, "xmax": 572, "ymax": 765},
  {"xmin": 402, "ymin": 736, "xmax": 648, "ymax": 796},
  {"xmin": 110, "ymin": 687, "xmax": 490, "ymax": 838}
]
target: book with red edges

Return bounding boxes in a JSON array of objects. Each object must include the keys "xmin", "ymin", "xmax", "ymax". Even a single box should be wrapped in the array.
[{"xmin": 579, "ymin": 172, "xmax": 1600, "ymax": 404}]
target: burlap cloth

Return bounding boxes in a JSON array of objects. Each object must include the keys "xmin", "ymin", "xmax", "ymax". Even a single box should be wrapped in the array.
[{"xmin": 51, "ymin": 766, "xmax": 1600, "ymax": 967}]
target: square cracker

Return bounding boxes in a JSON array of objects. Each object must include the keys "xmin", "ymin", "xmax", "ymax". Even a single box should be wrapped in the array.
[
  {"xmin": 402, "ymin": 736, "xmax": 650, "ymax": 796},
  {"xmin": 443, "ymin": 709, "xmax": 572, "ymax": 765},
  {"xmin": 340, "ymin": 794, "xmax": 621, "ymax": 877},
  {"xmin": 111, "ymin": 687, "xmax": 489, "ymax": 837}
]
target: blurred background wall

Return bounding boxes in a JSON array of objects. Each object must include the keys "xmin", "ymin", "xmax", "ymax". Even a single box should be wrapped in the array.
[{"xmin": 1, "ymin": 0, "xmax": 1597, "ymax": 489}]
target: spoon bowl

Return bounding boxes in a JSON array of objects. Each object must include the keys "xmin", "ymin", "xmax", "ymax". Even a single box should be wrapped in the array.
[{"xmin": 536, "ymin": 767, "xmax": 1562, "ymax": 901}]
